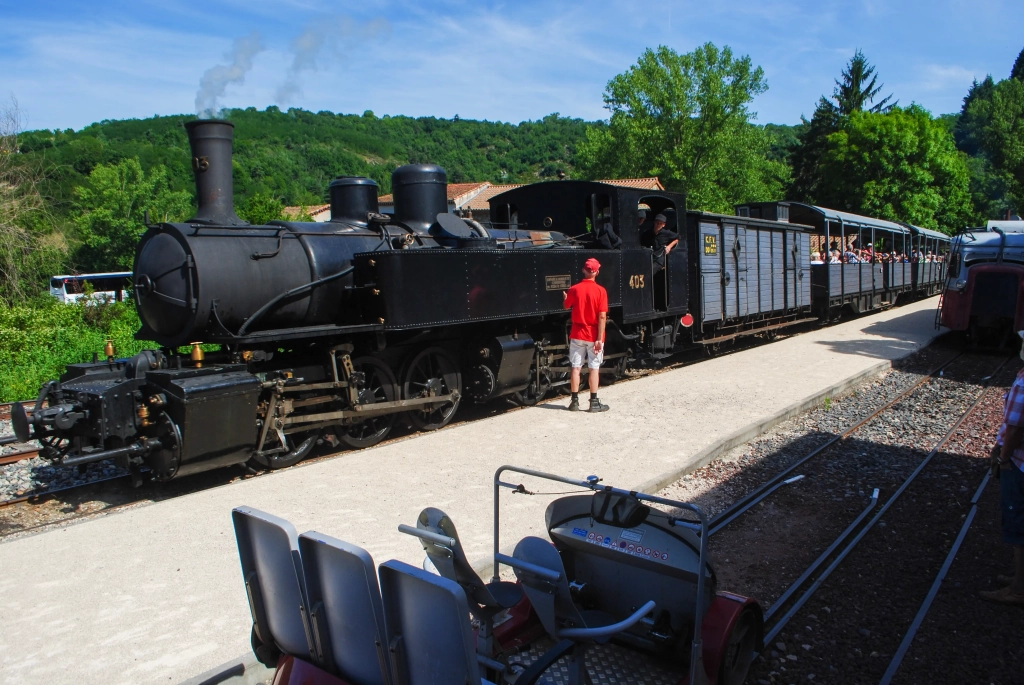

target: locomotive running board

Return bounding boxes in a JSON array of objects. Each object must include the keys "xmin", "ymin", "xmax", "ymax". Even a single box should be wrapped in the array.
[
  {"xmin": 281, "ymin": 391, "xmax": 461, "ymax": 426},
  {"xmin": 698, "ymin": 317, "xmax": 818, "ymax": 345}
]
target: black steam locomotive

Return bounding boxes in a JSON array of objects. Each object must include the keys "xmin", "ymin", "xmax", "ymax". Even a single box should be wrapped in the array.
[{"xmin": 10, "ymin": 119, "xmax": 888, "ymax": 482}]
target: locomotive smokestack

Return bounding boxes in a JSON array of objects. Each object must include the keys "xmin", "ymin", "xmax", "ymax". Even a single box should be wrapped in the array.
[{"xmin": 184, "ymin": 119, "xmax": 245, "ymax": 225}]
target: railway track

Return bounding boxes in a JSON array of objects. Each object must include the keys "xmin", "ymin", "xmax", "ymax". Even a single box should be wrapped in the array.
[
  {"xmin": 0, "ymin": 446, "xmax": 39, "ymax": 466},
  {"xmin": 699, "ymin": 351, "xmax": 1015, "ymax": 684}
]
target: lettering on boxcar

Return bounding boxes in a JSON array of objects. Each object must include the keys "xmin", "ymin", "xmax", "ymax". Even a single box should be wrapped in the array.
[
  {"xmin": 628, "ymin": 274, "xmax": 646, "ymax": 289},
  {"xmin": 545, "ymin": 274, "xmax": 571, "ymax": 290},
  {"xmin": 704, "ymin": 235, "xmax": 718, "ymax": 256}
]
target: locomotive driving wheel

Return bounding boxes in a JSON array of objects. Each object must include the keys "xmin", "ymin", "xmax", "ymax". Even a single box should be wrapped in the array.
[
  {"xmin": 339, "ymin": 356, "xmax": 399, "ymax": 449},
  {"xmin": 402, "ymin": 347, "xmax": 462, "ymax": 431}
]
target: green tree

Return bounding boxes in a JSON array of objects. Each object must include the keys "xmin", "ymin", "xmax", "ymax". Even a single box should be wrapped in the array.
[
  {"xmin": 789, "ymin": 97, "xmax": 842, "ymax": 202},
  {"xmin": 74, "ymin": 157, "xmax": 191, "ymax": 270},
  {"xmin": 982, "ymin": 77, "xmax": 1024, "ymax": 207},
  {"xmin": 833, "ymin": 49, "xmax": 896, "ymax": 116},
  {"xmin": 0, "ymin": 96, "xmax": 70, "ymax": 303},
  {"xmin": 815, "ymin": 106, "xmax": 972, "ymax": 232},
  {"xmin": 790, "ymin": 50, "xmax": 894, "ymax": 202},
  {"xmin": 239, "ymin": 192, "xmax": 284, "ymax": 224},
  {"xmin": 955, "ymin": 76, "xmax": 996, "ymax": 157},
  {"xmin": 577, "ymin": 43, "xmax": 787, "ymax": 212}
]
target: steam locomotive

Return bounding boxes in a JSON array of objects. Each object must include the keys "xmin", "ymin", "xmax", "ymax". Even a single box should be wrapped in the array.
[{"xmin": 9, "ymin": 119, "xmax": 930, "ymax": 483}]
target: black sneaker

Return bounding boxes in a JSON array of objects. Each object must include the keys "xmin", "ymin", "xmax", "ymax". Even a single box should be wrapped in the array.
[
  {"xmin": 588, "ymin": 397, "xmax": 610, "ymax": 413},
  {"xmin": 567, "ymin": 397, "xmax": 580, "ymax": 411}
]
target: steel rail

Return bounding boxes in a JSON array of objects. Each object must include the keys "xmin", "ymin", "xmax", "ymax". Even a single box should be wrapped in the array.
[
  {"xmin": 708, "ymin": 350, "xmax": 964, "ymax": 535},
  {"xmin": 764, "ymin": 488, "xmax": 879, "ymax": 621},
  {"xmin": 0, "ymin": 473, "xmax": 130, "ymax": 509},
  {"xmin": 878, "ymin": 468, "xmax": 993, "ymax": 685},
  {"xmin": 761, "ymin": 356, "xmax": 1010, "ymax": 646},
  {"xmin": 0, "ymin": 447, "xmax": 40, "ymax": 465}
]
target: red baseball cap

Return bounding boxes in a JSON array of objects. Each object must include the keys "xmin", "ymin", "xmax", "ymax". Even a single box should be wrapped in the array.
[{"xmin": 584, "ymin": 258, "xmax": 601, "ymax": 272}]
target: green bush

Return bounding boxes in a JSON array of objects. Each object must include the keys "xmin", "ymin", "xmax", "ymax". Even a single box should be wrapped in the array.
[{"xmin": 0, "ymin": 298, "xmax": 153, "ymax": 401}]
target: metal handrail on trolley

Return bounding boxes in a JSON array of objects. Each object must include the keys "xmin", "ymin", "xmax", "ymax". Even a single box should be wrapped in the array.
[{"xmin": 492, "ymin": 464, "xmax": 712, "ymax": 685}]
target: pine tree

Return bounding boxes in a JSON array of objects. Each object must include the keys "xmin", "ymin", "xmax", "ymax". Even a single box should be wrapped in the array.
[
  {"xmin": 955, "ymin": 76, "xmax": 995, "ymax": 156},
  {"xmin": 1012, "ymin": 47, "xmax": 1024, "ymax": 81},
  {"xmin": 789, "ymin": 97, "xmax": 842, "ymax": 202},
  {"xmin": 789, "ymin": 50, "xmax": 893, "ymax": 202},
  {"xmin": 833, "ymin": 49, "xmax": 896, "ymax": 115}
]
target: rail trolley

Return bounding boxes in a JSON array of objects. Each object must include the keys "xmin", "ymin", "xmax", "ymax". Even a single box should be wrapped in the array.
[{"xmin": 230, "ymin": 466, "xmax": 762, "ymax": 685}]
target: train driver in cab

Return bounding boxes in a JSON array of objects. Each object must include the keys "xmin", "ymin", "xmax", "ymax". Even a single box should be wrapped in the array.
[{"xmin": 651, "ymin": 213, "xmax": 679, "ymax": 272}]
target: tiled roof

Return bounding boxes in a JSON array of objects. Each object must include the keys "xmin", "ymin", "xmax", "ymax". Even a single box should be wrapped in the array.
[
  {"xmin": 282, "ymin": 203, "xmax": 330, "ymax": 219},
  {"xmin": 378, "ymin": 181, "xmax": 490, "ymax": 206},
  {"xmin": 464, "ymin": 184, "xmax": 522, "ymax": 209},
  {"xmin": 465, "ymin": 178, "xmax": 663, "ymax": 209},
  {"xmin": 296, "ymin": 177, "xmax": 665, "ymax": 215},
  {"xmin": 597, "ymin": 178, "xmax": 664, "ymax": 190}
]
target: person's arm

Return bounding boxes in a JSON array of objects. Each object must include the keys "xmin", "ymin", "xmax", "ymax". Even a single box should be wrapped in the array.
[
  {"xmin": 1001, "ymin": 425, "xmax": 1024, "ymax": 468},
  {"xmin": 563, "ymin": 289, "xmax": 574, "ymax": 310},
  {"xmin": 664, "ymin": 239, "xmax": 679, "ymax": 255},
  {"xmin": 595, "ymin": 312, "xmax": 607, "ymax": 353}
]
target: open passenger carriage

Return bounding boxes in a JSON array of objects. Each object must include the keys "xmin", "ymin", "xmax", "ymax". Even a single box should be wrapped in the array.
[{"xmin": 230, "ymin": 466, "xmax": 762, "ymax": 685}]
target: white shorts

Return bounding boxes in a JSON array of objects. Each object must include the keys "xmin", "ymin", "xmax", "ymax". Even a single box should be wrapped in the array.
[{"xmin": 569, "ymin": 339, "xmax": 604, "ymax": 370}]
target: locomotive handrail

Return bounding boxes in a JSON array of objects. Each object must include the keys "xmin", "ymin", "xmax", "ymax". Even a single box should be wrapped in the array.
[
  {"xmin": 492, "ymin": 464, "xmax": 712, "ymax": 685},
  {"xmin": 236, "ymin": 265, "xmax": 356, "ymax": 337}
]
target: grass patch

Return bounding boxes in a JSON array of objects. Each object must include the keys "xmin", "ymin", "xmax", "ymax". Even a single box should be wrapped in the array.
[{"xmin": 0, "ymin": 298, "xmax": 154, "ymax": 401}]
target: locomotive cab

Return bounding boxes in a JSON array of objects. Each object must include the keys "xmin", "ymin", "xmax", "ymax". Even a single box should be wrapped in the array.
[{"xmin": 489, "ymin": 181, "xmax": 689, "ymax": 324}]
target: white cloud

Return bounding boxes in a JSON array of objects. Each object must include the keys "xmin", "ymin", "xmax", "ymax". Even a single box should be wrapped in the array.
[{"xmin": 917, "ymin": 64, "xmax": 983, "ymax": 92}]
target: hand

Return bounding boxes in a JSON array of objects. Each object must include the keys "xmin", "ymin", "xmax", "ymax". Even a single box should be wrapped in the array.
[
  {"xmin": 991, "ymin": 444, "xmax": 1006, "ymax": 478},
  {"xmin": 594, "ymin": 340, "xmax": 604, "ymax": 353},
  {"xmin": 562, "ymin": 291, "xmax": 567, "ymax": 301}
]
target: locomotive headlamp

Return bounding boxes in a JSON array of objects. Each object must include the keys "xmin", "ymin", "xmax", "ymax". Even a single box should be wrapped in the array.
[{"xmin": 956, "ymin": 279, "xmax": 967, "ymax": 291}]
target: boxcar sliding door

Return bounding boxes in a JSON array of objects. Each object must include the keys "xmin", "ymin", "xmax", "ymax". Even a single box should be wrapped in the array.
[{"xmin": 700, "ymin": 223, "xmax": 722, "ymax": 323}]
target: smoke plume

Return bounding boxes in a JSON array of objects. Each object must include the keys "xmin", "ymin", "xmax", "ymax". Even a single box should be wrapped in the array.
[
  {"xmin": 195, "ymin": 32, "xmax": 266, "ymax": 118},
  {"xmin": 275, "ymin": 17, "xmax": 389, "ymax": 106}
]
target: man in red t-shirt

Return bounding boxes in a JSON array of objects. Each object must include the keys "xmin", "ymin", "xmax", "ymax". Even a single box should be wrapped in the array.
[{"xmin": 563, "ymin": 257, "xmax": 610, "ymax": 412}]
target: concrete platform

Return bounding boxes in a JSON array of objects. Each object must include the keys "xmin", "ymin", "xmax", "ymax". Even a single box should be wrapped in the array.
[{"xmin": 0, "ymin": 298, "xmax": 944, "ymax": 685}]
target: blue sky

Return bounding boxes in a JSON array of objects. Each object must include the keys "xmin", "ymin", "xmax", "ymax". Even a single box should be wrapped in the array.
[{"xmin": 1, "ymin": 0, "xmax": 1022, "ymax": 132}]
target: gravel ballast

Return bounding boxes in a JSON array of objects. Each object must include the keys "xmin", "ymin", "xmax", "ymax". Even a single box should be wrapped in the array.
[{"xmin": 664, "ymin": 346, "xmax": 1018, "ymax": 685}]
